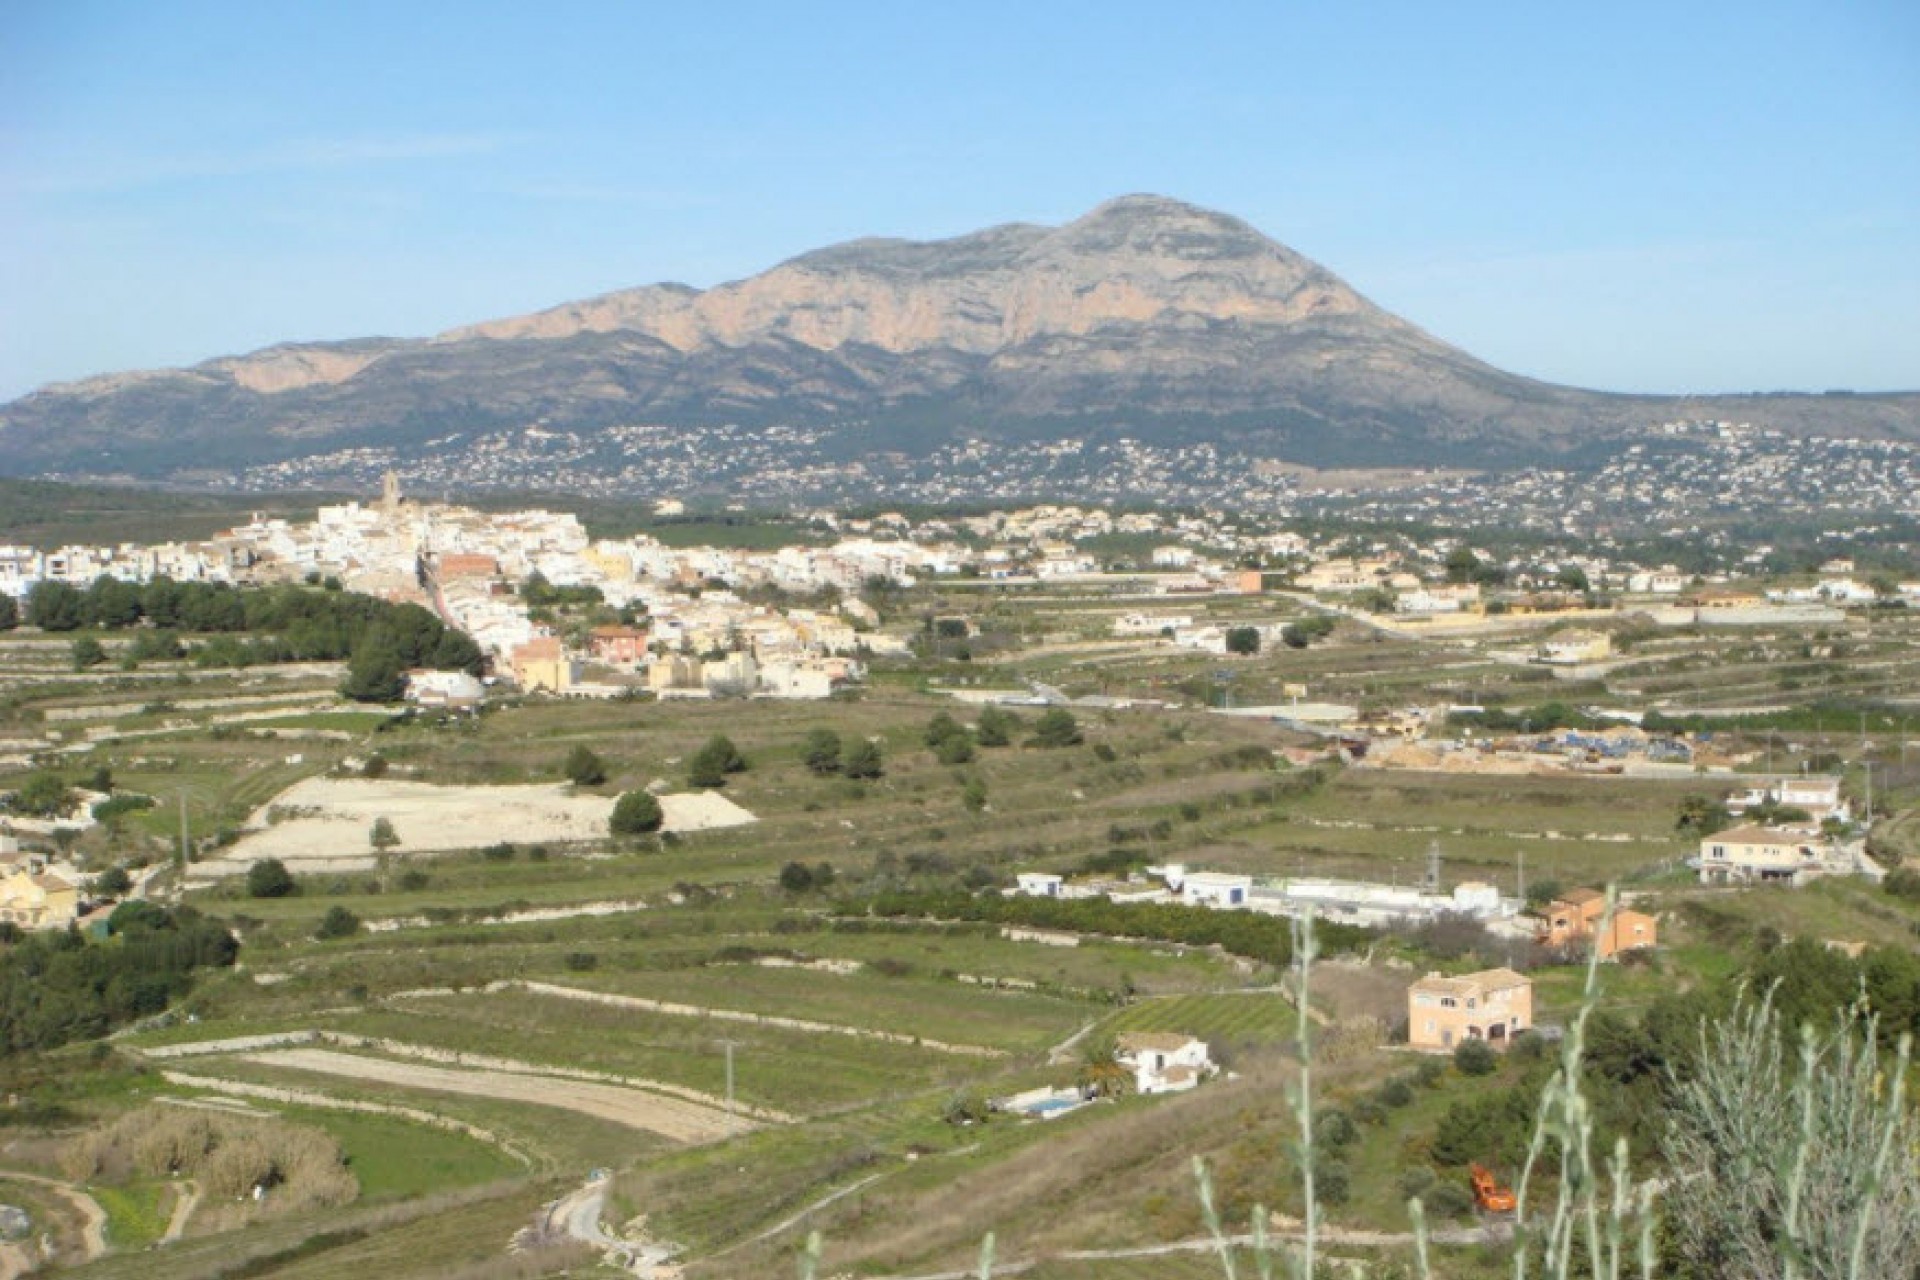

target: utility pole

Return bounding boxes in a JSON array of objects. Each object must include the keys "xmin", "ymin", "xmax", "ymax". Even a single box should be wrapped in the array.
[
  {"xmin": 1516, "ymin": 849, "xmax": 1525, "ymax": 905},
  {"xmin": 717, "ymin": 1040, "xmax": 739, "ymax": 1134},
  {"xmin": 177, "ymin": 792, "xmax": 191, "ymax": 877}
]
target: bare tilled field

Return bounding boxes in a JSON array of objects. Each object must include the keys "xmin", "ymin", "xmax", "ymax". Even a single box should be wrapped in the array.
[
  {"xmin": 189, "ymin": 776, "xmax": 757, "ymax": 879},
  {"xmin": 238, "ymin": 1047, "xmax": 747, "ymax": 1143}
]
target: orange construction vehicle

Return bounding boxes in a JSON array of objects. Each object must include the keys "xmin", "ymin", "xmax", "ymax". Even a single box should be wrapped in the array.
[{"xmin": 1470, "ymin": 1163, "xmax": 1517, "ymax": 1214}]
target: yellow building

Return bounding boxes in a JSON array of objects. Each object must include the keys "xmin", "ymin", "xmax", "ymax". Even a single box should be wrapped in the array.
[
  {"xmin": 0, "ymin": 860, "xmax": 80, "ymax": 930},
  {"xmin": 1408, "ymin": 968, "xmax": 1533, "ymax": 1051}
]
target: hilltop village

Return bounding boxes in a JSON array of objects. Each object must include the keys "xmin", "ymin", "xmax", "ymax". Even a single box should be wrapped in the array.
[{"xmin": 5, "ymin": 473, "xmax": 1918, "ymax": 707}]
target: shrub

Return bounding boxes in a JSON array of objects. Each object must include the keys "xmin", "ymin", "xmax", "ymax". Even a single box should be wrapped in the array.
[
  {"xmin": 779, "ymin": 861, "xmax": 816, "ymax": 893},
  {"xmin": 482, "ymin": 842, "xmax": 517, "ymax": 862},
  {"xmin": 246, "ymin": 859, "xmax": 297, "ymax": 899},
  {"xmin": 91, "ymin": 793, "xmax": 155, "ymax": 825},
  {"xmin": 1397, "ymin": 1166, "xmax": 1438, "ymax": 1201},
  {"xmin": 563, "ymin": 745, "xmax": 608, "ymax": 787},
  {"xmin": 95, "ymin": 866, "xmax": 133, "ymax": 897},
  {"xmin": 1422, "ymin": 1179, "xmax": 1476, "ymax": 1222},
  {"xmin": 1030, "ymin": 708, "xmax": 1082, "ymax": 747},
  {"xmin": 687, "ymin": 735, "xmax": 745, "ymax": 787},
  {"xmin": 71, "ymin": 637, "xmax": 107, "ymax": 670},
  {"xmin": 1454, "ymin": 1037, "xmax": 1498, "ymax": 1076},
  {"xmin": 1315, "ymin": 1158, "xmax": 1351, "ymax": 1206},
  {"xmin": 314, "ymin": 906, "xmax": 361, "ymax": 939},
  {"xmin": 563, "ymin": 952, "xmax": 598, "ymax": 972},
  {"xmin": 1316, "ymin": 1107, "xmax": 1357, "ymax": 1149},
  {"xmin": 802, "ymin": 729, "xmax": 842, "ymax": 775},
  {"xmin": 1885, "ymin": 866, "xmax": 1920, "ymax": 901},
  {"xmin": 1377, "ymin": 1077, "xmax": 1415, "ymax": 1108},
  {"xmin": 843, "ymin": 738, "xmax": 885, "ymax": 780},
  {"xmin": 611, "ymin": 789, "xmax": 664, "ymax": 835},
  {"xmin": 1663, "ymin": 994, "xmax": 1920, "ymax": 1276},
  {"xmin": 369, "ymin": 817, "xmax": 399, "ymax": 851},
  {"xmin": 6, "ymin": 772, "xmax": 73, "ymax": 818},
  {"xmin": 960, "ymin": 776, "xmax": 988, "ymax": 813},
  {"xmin": 933, "ymin": 734, "xmax": 975, "ymax": 765},
  {"xmin": 396, "ymin": 869, "xmax": 429, "ymax": 892},
  {"xmin": 973, "ymin": 706, "xmax": 1017, "ymax": 747}
]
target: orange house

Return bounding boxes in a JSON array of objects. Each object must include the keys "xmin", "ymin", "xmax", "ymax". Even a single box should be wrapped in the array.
[
  {"xmin": 1536, "ymin": 887, "xmax": 1658, "ymax": 959},
  {"xmin": 1408, "ymin": 968, "xmax": 1533, "ymax": 1051},
  {"xmin": 587, "ymin": 625, "xmax": 648, "ymax": 668}
]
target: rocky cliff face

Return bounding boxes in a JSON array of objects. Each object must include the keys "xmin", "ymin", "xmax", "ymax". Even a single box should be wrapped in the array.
[{"xmin": 4, "ymin": 195, "xmax": 1915, "ymax": 482}]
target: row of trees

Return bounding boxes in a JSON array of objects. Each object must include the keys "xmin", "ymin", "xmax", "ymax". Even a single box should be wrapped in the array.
[
  {"xmin": 802, "ymin": 730, "xmax": 884, "ymax": 779},
  {"xmin": 17, "ymin": 577, "xmax": 483, "ymax": 700},
  {"xmin": 0, "ymin": 904, "xmax": 238, "ymax": 1054}
]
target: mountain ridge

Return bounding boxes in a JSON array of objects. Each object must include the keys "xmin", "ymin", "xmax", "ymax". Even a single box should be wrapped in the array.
[{"xmin": 5, "ymin": 194, "xmax": 1917, "ymax": 485}]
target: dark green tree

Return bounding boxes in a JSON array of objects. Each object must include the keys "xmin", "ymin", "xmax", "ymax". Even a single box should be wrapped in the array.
[
  {"xmin": 95, "ymin": 866, "xmax": 133, "ymax": 897},
  {"xmin": 564, "ymin": 745, "xmax": 608, "ymax": 787},
  {"xmin": 315, "ymin": 905, "xmax": 362, "ymax": 939},
  {"xmin": 25, "ymin": 581, "xmax": 85, "ymax": 631},
  {"xmin": 70, "ymin": 637, "xmax": 106, "ymax": 670},
  {"xmin": 961, "ymin": 775, "xmax": 988, "ymax": 813},
  {"xmin": 0, "ymin": 595, "xmax": 16, "ymax": 631},
  {"xmin": 802, "ymin": 729, "xmax": 842, "ymax": 775},
  {"xmin": 246, "ymin": 858, "xmax": 297, "ymax": 899},
  {"xmin": 7, "ymin": 772, "xmax": 73, "ymax": 818},
  {"xmin": 687, "ymin": 735, "xmax": 746, "ymax": 787},
  {"xmin": 1453, "ymin": 1036, "xmax": 1498, "ymax": 1077},
  {"xmin": 974, "ymin": 706, "xmax": 1017, "ymax": 747},
  {"xmin": 431, "ymin": 628, "xmax": 485, "ymax": 675},
  {"xmin": 924, "ymin": 712, "xmax": 966, "ymax": 748},
  {"xmin": 779, "ymin": 861, "xmax": 816, "ymax": 893},
  {"xmin": 1676, "ymin": 794, "xmax": 1732, "ymax": 837},
  {"xmin": 1030, "ymin": 708, "xmax": 1083, "ymax": 748},
  {"xmin": 84, "ymin": 577, "xmax": 144, "ymax": 629},
  {"xmin": 340, "ymin": 627, "xmax": 407, "ymax": 702},
  {"xmin": 843, "ymin": 738, "xmax": 885, "ymax": 780},
  {"xmin": 1224, "ymin": 626, "xmax": 1261, "ymax": 655},
  {"xmin": 610, "ymin": 789, "xmax": 664, "ymax": 835}
]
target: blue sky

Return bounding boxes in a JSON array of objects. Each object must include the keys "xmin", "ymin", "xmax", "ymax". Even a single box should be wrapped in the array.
[{"xmin": 3, "ymin": 1, "xmax": 1917, "ymax": 400}]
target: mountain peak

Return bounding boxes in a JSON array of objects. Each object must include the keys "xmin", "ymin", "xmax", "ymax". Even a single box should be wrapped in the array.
[{"xmin": 7, "ymin": 195, "xmax": 1915, "ymax": 486}]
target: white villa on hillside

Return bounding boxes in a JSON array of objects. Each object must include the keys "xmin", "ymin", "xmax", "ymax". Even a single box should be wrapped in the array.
[
  {"xmin": 1115, "ymin": 1032, "xmax": 1213, "ymax": 1095},
  {"xmin": 1725, "ymin": 776, "xmax": 1851, "ymax": 826}
]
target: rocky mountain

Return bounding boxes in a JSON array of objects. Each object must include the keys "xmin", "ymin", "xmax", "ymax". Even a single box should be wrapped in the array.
[{"xmin": 4, "ymin": 195, "xmax": 1915, "ymax": 487}]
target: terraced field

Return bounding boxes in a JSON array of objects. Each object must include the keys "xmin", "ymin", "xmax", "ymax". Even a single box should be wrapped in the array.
[{"xmin": 1101, "ymin": 992, "xmax": 1299, "ymax": 1048}]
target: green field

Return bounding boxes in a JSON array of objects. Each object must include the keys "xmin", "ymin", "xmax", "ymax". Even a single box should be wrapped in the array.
[{"xmin": 1102, "ymin": 992, "xmax": 1299, "ymax": 1048}]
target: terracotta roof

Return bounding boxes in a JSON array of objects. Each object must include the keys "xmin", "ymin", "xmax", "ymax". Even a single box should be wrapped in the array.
[{"xmin": 1412, "ymin": 967, "xmax": 1531, "ymax": 998}]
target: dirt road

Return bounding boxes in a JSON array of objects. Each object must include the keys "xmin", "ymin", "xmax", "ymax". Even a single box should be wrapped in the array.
[
  {"xmin": 243, "ymin": 1048, "xmax": 744, "ymax": 1143},
  {"xmin": 0, "ymin": 1171, "xmax": 108, "ymax": 1262}
]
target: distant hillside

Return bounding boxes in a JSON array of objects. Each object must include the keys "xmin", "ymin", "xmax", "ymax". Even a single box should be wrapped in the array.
[
  {"xmin": 0, "ymin": 478, "xmax": 336, "ymax": 549},
  {"xmin": 3, "ymin": 195, "xmax": 1915, "ymax": 486}
]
